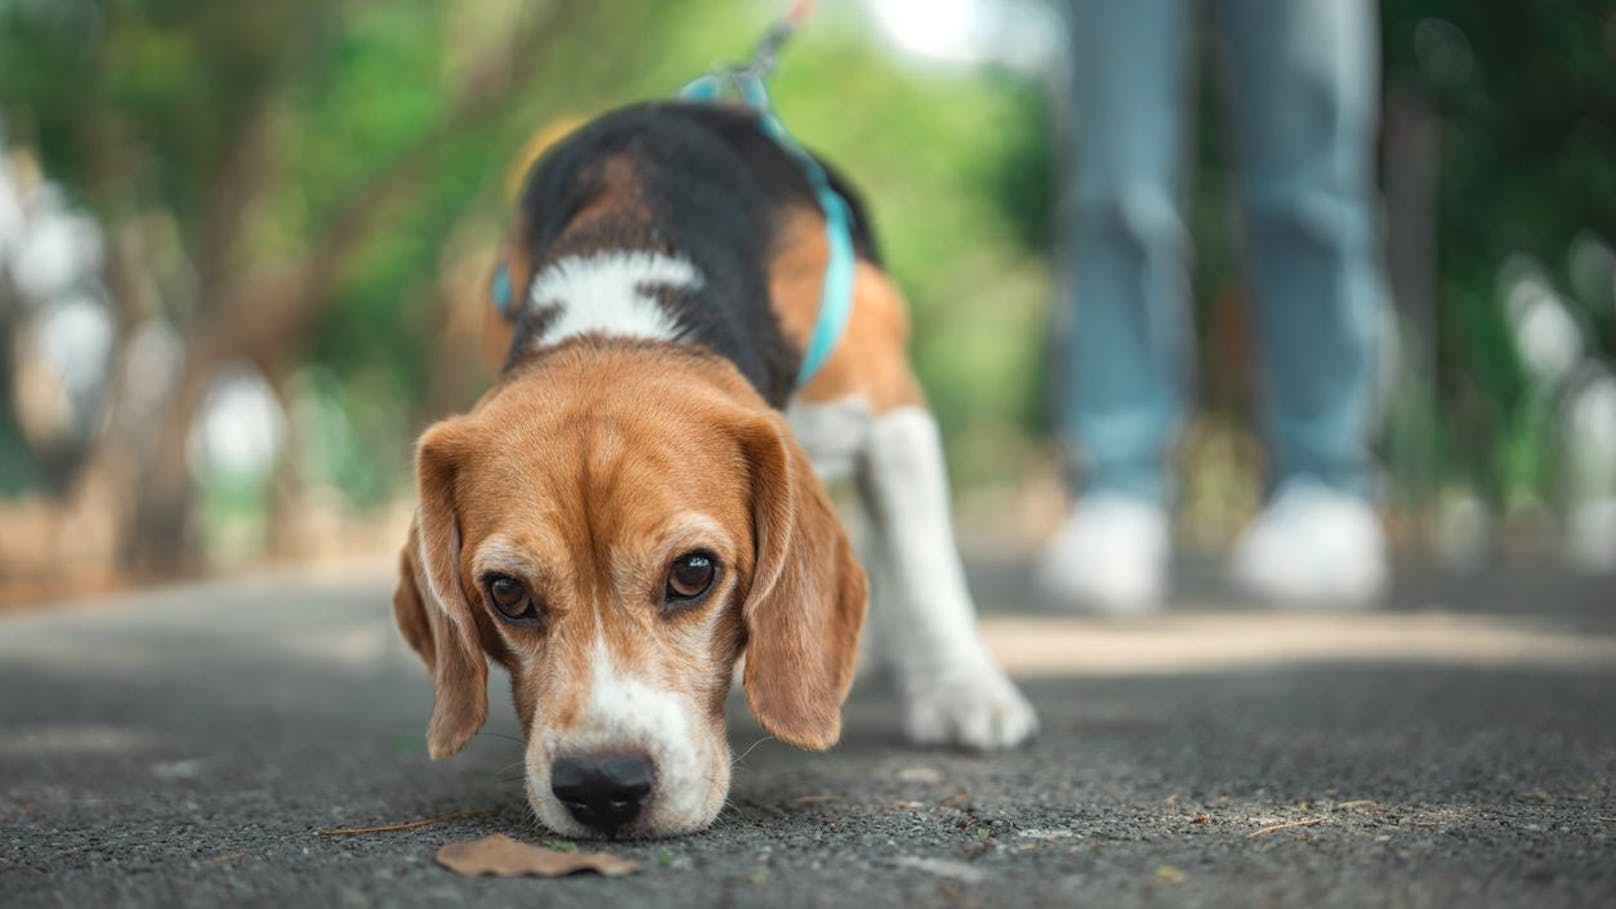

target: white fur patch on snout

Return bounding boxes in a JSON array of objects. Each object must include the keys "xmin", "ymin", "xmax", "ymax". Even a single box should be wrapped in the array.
[{"xmin": 529, "ymin": 636, "xmax": 726, "ymax": 837}]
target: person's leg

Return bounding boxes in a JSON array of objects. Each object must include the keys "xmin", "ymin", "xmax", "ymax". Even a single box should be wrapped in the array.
[
  {"xmin": 1041, "ymin": 0, "xmax": 1193, "ymax": 612},
  {"xmin": 1219, "ymin": 0, "xmax": 1384, "ymax": 497},
  {"xmin": 1054, "ymin": 0, "xmax": 1196, "ymax": 505},
  {"xmin": 1218, "ymin": 0, "xmax": 1388, "ymax": 604}
]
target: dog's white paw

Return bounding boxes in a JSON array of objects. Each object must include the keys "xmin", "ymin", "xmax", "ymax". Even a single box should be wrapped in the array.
[{"xmin": 899, "ymin": 661, "xmax": 1038, "ymax": 750}]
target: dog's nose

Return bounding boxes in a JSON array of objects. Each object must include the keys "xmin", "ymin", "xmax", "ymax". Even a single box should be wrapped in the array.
[{"xmin": 550, "ymin": 752, "xmax": 655, "ymax": 832}]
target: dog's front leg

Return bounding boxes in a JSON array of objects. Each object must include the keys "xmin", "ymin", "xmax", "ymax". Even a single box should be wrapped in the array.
[{"xmin": 859, "ymin": 406, "xmax": 1038, "ymax": 749}]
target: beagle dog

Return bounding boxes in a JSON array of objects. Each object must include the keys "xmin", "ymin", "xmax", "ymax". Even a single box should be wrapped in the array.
[{"xmin": 393, "ymin": 101, "xmax": 1037, "ymax": 838}]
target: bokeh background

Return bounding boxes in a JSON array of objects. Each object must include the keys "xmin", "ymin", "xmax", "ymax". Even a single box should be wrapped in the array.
[{"xmin": 1, "ymin": 0, "xmax": 1613, "ymax": 603}]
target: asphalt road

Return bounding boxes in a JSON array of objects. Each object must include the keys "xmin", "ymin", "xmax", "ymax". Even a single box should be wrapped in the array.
[{"xmin": 3, "ymin": 559, "xmax": 1613, "ymax": 908}]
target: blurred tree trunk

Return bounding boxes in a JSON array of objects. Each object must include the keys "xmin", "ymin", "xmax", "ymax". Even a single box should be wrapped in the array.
[
  {"xmin": 110, "ymin": 0, "xmax": 579, "ymax": 577},
  {"xmin": 265, "ymin": 358, "xmax": 305, "ymax": 561},
  {"xmin": 122, "ymin": 359, "xmax": 212, "ymax": 575},
  {"xmin": 71, "ymin": 169, "xmax": 190, "ymax": 582},
  {"xmin": 1382, "ymin": 86, "xmax": 1441, "ymax": 549}
]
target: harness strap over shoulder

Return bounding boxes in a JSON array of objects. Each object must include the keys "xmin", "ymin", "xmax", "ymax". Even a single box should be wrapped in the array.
[
  {"xmin": 678, "ymin": 11, "xmax": 854, "ymax": 390},
  {"xmin": 495, "ymin": 3, "xmax": 852, "ymax": 391}
]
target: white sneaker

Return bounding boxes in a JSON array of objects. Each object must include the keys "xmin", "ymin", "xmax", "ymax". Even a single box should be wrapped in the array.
[
  {"xmin": 1230, "ymin": 480, "xmax": 1388, "ymax": 608},
  {"xmin": 1037, "ymin": 494, "xmax": 1169, "ymax": 615}
]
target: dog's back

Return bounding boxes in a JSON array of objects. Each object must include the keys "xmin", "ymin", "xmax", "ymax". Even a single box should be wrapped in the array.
[{"xmin": 497, "ymin": 101, "xmax": 879, "ymax": 407}]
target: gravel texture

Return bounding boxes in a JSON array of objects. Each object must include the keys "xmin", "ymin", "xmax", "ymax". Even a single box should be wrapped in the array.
[{"xmin": 3, "ymin": 562, "xmax": 1612, "ymax": 908}]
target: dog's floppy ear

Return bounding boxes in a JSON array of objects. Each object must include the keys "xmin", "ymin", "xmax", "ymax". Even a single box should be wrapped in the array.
[
  {"xmin": 392, "ymin": 419, "xmax": 488, "ymax": 759},
  {"xmin": 738, "ymin": 414, "xmax": 868, "ymax": 750}
]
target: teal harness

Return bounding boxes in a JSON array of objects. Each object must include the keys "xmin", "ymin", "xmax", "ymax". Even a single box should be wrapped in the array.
[
  {"xmin": 493, "ymin": 11, "xmax": 853, "ymax": 390},
  {"xmin": 677, "ymin": 66, "xmax": 855, "ymax": 389}
]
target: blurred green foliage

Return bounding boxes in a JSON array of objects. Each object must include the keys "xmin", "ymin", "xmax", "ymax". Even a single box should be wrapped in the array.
[
  {"xmin": 0, "ymin": 0, "xmax": 1058, "ymax": 512},
  {"xmin": 1, "ymin": 0, "xmax": 1614, "ymax": 546},
  {"xmin": 1378, "ymin": 0, "xmax": 1616, "ymax": 509}
]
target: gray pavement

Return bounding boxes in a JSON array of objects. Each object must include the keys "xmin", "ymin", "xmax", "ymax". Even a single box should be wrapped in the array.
[{"xmin": 2, "ymin": 560, "xmax": 1613, "ymax": 908}]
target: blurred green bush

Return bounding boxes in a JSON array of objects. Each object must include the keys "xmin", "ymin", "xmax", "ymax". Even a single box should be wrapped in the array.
[{"xmin": 0, "ymin": 0, "xmax": 1612, "ymax": 576}]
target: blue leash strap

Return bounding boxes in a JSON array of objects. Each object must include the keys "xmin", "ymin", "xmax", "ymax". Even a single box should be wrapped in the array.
[{"xmin": 678, "ymin": 30, "xmax": 855, "ymax": 389}]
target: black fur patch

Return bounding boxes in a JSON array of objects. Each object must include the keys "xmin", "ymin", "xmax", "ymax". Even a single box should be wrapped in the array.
[{"xmin": 504, "ymin": 101, "xmax": 880, "ymax": 407}]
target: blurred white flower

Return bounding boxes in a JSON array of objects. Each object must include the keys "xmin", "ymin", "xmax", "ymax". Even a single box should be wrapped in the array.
[
  {"xmin": 1567, "ymin": 370, "xmax": 1616, "ymax": 458},
  {"xmin": 10, "ymin": 294, "xmax": 115, "ymax": 450},
  {"xmin": 12, "ymin": 189, "xmax": 105, "ymax": 304},
  {"xmin": 36, "ymin": 293, "xmax": 114, "ymax": 410},
  {"xmin": 187, "ymin": 363, "xmax": 286, "ymax": 481},
  {"xmin": 1504, "ymin": 271, "xmax": 1584, "ymax": 387}
]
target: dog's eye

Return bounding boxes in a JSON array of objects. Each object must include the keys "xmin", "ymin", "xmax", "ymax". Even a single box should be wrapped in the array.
[
  {"xmin": 664, "ymin": 551, "xmax": 718, "ymax": 605},
  {"xmin": 484, "ymin": 573, "xmax": 537, "ymax": 621}
]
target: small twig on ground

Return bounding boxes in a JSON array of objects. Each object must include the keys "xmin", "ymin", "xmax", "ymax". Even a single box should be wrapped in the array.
[
  {"xmin": 1246, "ymin": 817, "xmax": 1327, "ymax": 839},
  {"xmin": 1335, "ymin": 800, "xmax": 1376, "ymax": 810},
  {"xmin": 937, "ymin": 786, "xmax": 972, "ymax": 810},
  {"xmin": 316, "ymin": 807, "xmax": 496, "ymax": 837}
]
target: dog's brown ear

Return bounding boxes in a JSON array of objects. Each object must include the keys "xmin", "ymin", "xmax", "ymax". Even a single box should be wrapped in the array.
[
  {"xmin": 392, "ymin": 525, "xmax": 437, "ymax": 669},
  {"xmin": 738, "ymin": 414, "xmax": 868, "ymax": 751},
  {"xmin": 392, "ymin": 419, "xmax": 488, "ymax": 759}
]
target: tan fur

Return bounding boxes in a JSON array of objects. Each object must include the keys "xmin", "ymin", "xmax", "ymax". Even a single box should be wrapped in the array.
[
  {"xmin": 480, "ymin": 154, "xmax": 651, "ymax": 372},
  {"xmin": 393, "ymin": 341, "xmax": 866, "ymax": 763},
  {"xmin": 767, "ymin": 208, "xmax": 926, "ymax": 410},
  {"xmin": 568, "ymin": 154, "xmax": 651, "ymax": 230},
  {"xmin": 736, "ymin": 414, "xmax": 868, "ymax": 748}
]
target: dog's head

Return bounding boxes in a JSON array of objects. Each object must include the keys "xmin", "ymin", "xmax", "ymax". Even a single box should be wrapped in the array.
[{"xmin": 392, "ymin": 341, "xmax": 866, "ymax": 837}]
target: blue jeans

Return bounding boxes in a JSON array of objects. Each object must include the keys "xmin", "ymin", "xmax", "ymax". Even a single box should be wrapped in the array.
[{"xmin": 1055, "ymin": 0, "xmax": 1386, "ymax": 504}]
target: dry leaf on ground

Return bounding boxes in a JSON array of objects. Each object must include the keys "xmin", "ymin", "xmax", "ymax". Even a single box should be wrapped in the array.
[{"xmin": 436, "ymin": 834, "xmax": 639, "ymax": 878}]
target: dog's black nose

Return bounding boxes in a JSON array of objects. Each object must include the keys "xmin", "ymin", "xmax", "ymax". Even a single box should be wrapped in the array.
[{"xmin": 550, "ymin": 752, "xmax": 655, "ymax": 833}]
